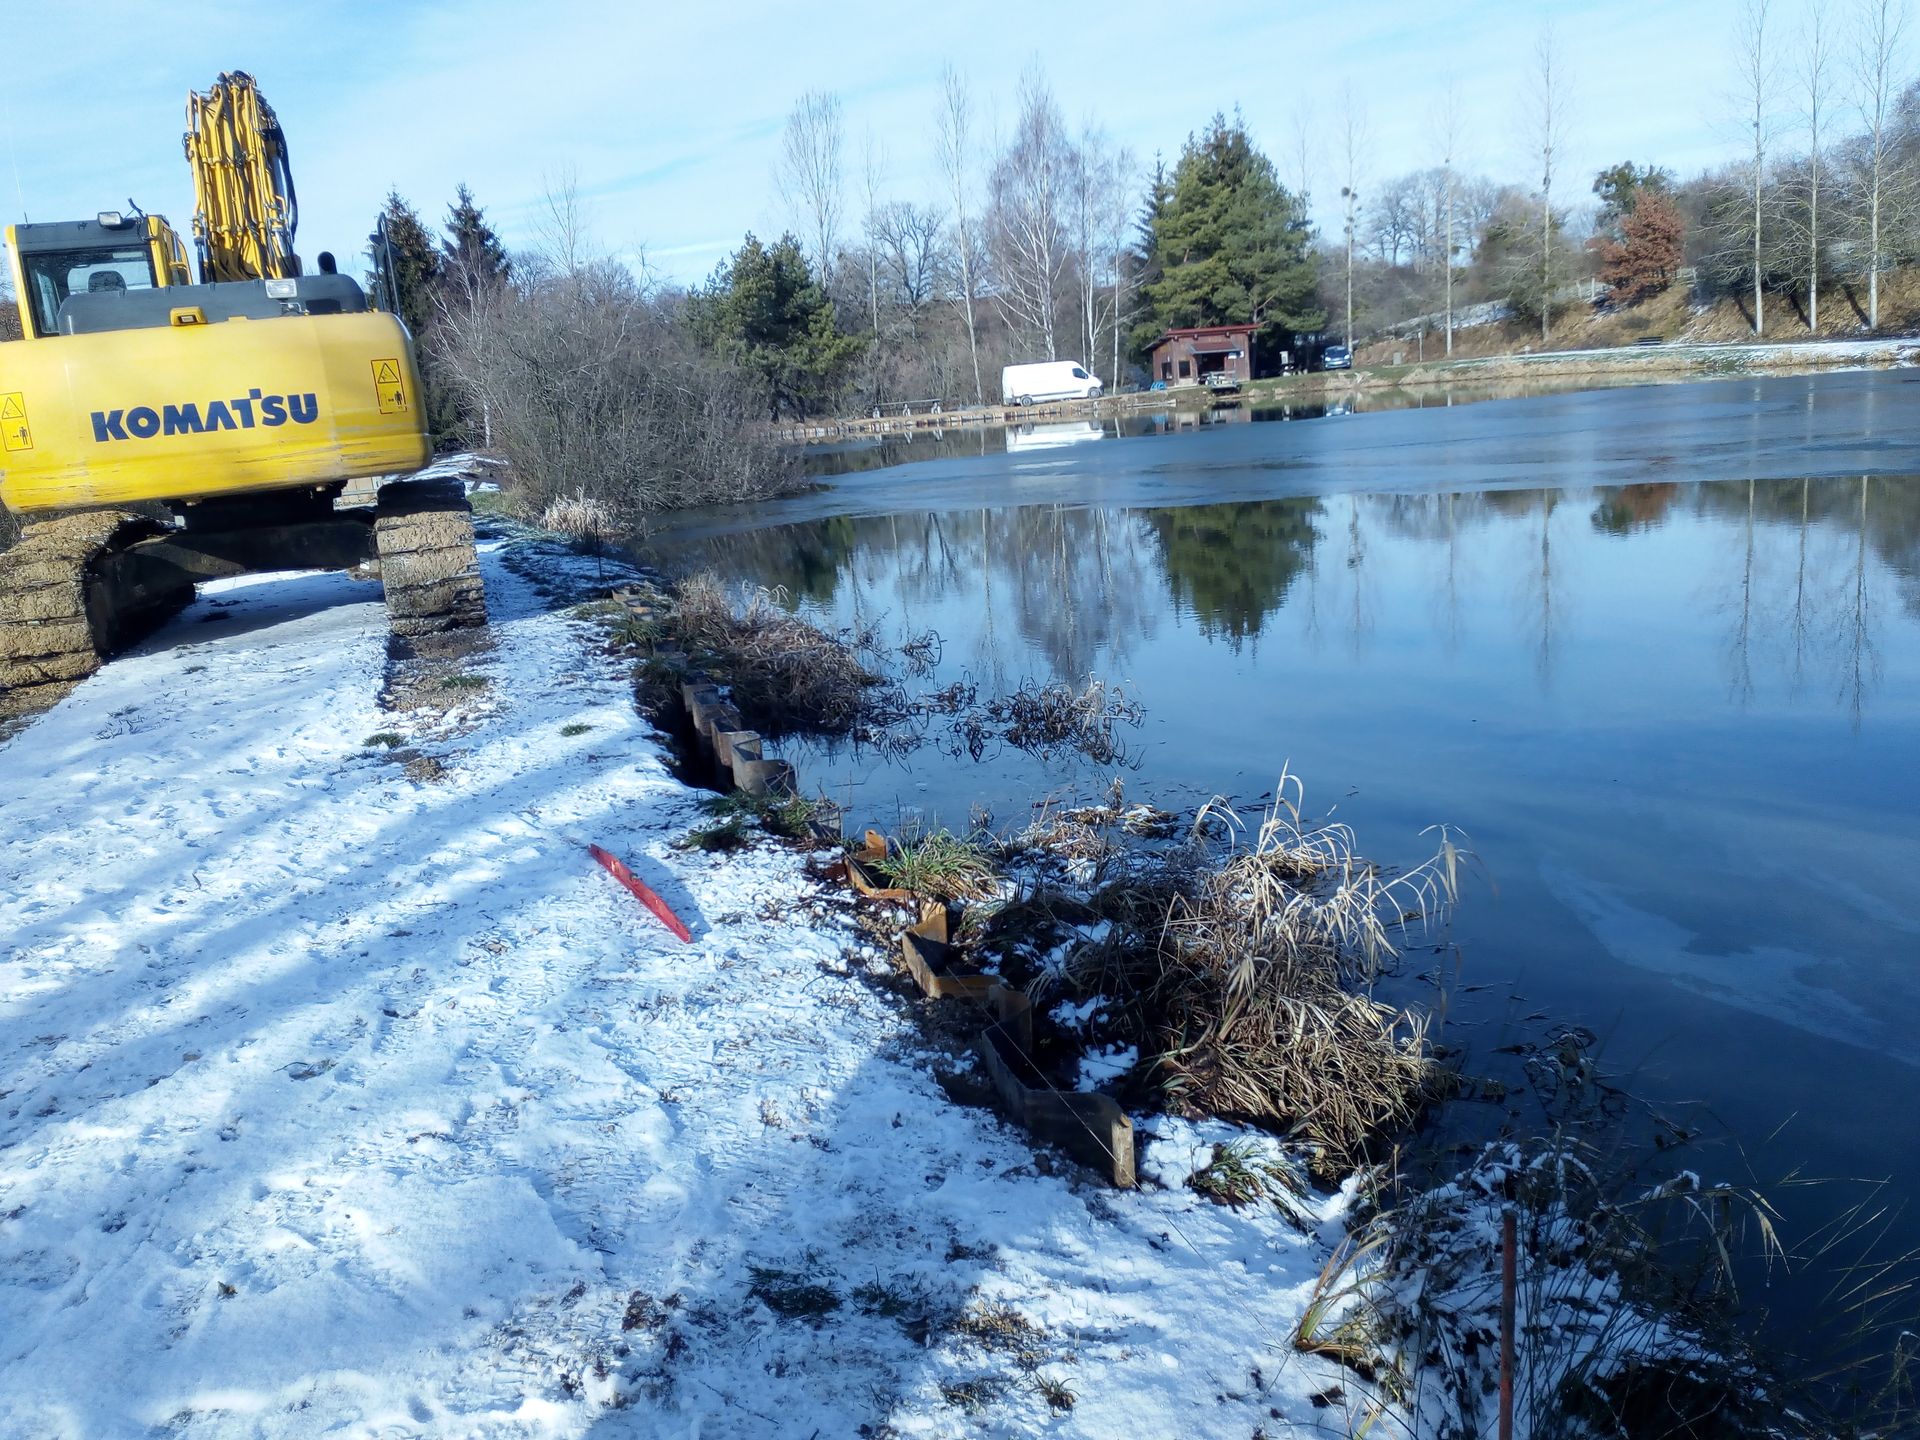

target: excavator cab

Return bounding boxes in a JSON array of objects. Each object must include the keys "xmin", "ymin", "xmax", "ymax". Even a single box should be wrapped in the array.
[{"xmin": 7, "ymin": 212, "xmax": 192, "ymax": 339}]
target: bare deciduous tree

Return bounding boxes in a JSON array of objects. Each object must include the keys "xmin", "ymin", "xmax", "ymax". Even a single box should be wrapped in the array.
[
  {"xmin": 934, "ymin": 64, "xmax": 985, "ymax": 404},
  {"xmin": 872, "ymin": 200, "xmax": 947, "ymax": 338},
  {"xmin": 1526, "ymin": 28, "xmax": 1568, "ymax": 343},
  {"xmin": 988, "ymin": 65, "xmax": 1076, "ymax": 359},
  {"xmin": 1852, "ymin": 0, "xmax": 1909, "ymax": 327},
  {"xmin": 1736, "ymin": 0, "xmax": 1776, "ymax": 334},
  {"xmin": 860, "ymin": 128, "xmax": 885, "ymax": 336},
  {"xmin": 1436, "ymin": 79, "xmax": 1463, "ymax": 355},
  {"xmin": 1103, "ymin": 144, "xmax": 1138, "ymax": 389},
  {"xmin": 778, "ymin": 90, "xmax": 844, "ymax": 285},
  {"xmin": 1287, "ymin": 105, "xmax": 1316, "ymax": 213},
  {"xmin": 1073, "ymin": 123, "xmax": 1107, "ymax": 367},
  {"xmin": 1340, "ymin": 86, "xmax": 1368, "ymax": 348},
  {"xmin": 437, "ymin": 263, "xmax": 796, "ymax": 528},
  {"xmin": 1070, "ymin": 124, "xmax": 1135, "ymax": 378},
  {"xmin": 536, "ymin": 168, "xmax": 591, "ymax": 278},
  {"xmin": 1801, "ymin": 0, "xmax": 1834, "ymax": 330}
]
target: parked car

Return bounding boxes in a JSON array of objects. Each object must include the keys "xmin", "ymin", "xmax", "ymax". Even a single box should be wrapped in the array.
[
  {"xmin": 1321, "ymin": 344, "xmax": 1352, "ymax": 371},
  {"xmin": 1001, "ymin": 361, "xmax": 1104, "ymax": 405}
]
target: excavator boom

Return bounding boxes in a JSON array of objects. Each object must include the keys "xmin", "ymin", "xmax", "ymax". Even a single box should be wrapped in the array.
[{"xmin": 184, "ymin": 70, "xmax": 300, "ymax": 283}]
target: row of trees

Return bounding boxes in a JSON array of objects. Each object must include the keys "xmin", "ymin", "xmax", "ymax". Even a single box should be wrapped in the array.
[
  {"xmin": 744, "ymin": 67, "xmax": 1327, "ymax": 412},
  {"xmin": 1338, "ymin": 0, "xmax": 1920, "ymax": 346},
  {"xmin": 379, "ymin": 0, "xmax": 1920, "ymax": 479}
]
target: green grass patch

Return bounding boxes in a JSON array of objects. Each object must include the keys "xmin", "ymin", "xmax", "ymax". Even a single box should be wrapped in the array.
[
  {"xmin": 1187, "ymin": 1139, "xmax": 1305, "ymax": 1209},
  {"xmin": 698, "ymin": 789, "xmax": 825, "ymax": 843},
  {"xmin": 568, "ymin": 598, "xmax": 626, "ymax": 621},
  {"xmin": 608, "ymin": 613, "xmax": 660, "ymax": 648},
  {"xmin": 674, "ymin": 815, "xmax": 752, "ymax": 853},
  {"xmin": 873, "ymin": 829, "xmax": 998, "ymax": 902},
  {"xmin": 559, "ymin": 722, "xmax": 594, "ymax": 737},
  {"xmin": 362, "ymin": 732, "xmax": 404, "ymax": 749},
  {"xmin": 437, "ymin": 673, "xmax": 489, "ymax": 692}
]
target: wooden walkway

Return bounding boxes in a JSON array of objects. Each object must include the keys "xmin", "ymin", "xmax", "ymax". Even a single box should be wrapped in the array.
[{"xmin": 773, "ymin": 391, "xmax": 1167, "ymax": 442}]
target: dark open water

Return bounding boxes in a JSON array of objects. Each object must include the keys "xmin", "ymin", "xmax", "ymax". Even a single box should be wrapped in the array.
[{"xmin": 652, "ymin": 371, "xmax": 1920, "ymax": 1344}]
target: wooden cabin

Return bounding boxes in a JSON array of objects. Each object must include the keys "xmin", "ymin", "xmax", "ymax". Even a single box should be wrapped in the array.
[{"xmin": 1146, "ymin": 323, "xmax": 1258, "ymax": 387}]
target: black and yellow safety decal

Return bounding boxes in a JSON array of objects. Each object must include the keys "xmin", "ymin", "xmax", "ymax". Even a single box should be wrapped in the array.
[
  {"xmin": 371, "ymin": 358, "xmax": 407, "ymax": 415},
  {"xmin": 1, "ymin": 392, "xmax": 32, "ymax": 452}
]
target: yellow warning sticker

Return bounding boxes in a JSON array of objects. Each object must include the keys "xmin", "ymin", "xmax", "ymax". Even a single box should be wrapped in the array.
[
  {"xmin": 0, "ymin": 392, "xmax": 31, "ymax": 452},
  {"xmin": 370, "ymin": 359, "xmax": 407, "ymax": 415}
]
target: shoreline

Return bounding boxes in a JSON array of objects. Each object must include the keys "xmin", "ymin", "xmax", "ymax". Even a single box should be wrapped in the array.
[{"xmin": 774, "ymin": 333, "xmax": 1920, "ymax": 443}]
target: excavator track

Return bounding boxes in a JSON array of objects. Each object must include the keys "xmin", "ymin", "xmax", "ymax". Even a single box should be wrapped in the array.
[
  {"xmin": 374, "ymin": 479, "xmax": 487, "ymax": 638},
  {"xmin": 0, "ymin": 510, "xmax": 191, "ymax": 719}
]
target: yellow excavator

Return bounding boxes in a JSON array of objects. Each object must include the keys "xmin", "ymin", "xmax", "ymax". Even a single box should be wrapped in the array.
[{"xmin": 0, "ymin": 71, "xmax": 485, "ymax": 718}]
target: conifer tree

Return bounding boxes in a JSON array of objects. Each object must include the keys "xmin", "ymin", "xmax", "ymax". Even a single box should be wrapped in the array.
[
  {"xmin": 367, "ymin": 192, "xmax": 457, "ymax": 443},
  {"xmin": 1135, "ymin": 115, "xmax": 1322, "ymax": 363},
  {"xmin": 440, "ymin": 184, "xmax": 512, "ymax": 304},
  {"xmin": 688, "ymin": 233, "xmax": 865, "ymax": 420},
  {"xmin": 368, "ymin": 191, "xmax": 442, "ymax": 340}
]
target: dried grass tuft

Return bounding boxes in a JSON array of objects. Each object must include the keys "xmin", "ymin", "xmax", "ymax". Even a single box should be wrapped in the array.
[
  {"xmin": 671, "ymin": 574, "xmax": 879, "ymax": 735},
  {"xmin": 1189, "ymin": 1138, "xmax": 1309, "ymax": 1210},
  {"xmin": 1143, "ymin": 770, "xmax": 1463, "ymax": 1167},
  {"xmin": 540, "ymin": 488, "xmax": 615, "ymax": 542}
]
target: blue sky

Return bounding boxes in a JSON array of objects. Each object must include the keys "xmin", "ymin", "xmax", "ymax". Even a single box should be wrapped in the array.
[{"xmin": 6, "ymin": 1, "xmax": 1798, "ymax": 287}]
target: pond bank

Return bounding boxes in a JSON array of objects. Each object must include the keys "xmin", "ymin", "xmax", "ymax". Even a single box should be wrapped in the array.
[{"xmin": 0, "ymin": 517, "xmax": 1458, "ymax": 1438}]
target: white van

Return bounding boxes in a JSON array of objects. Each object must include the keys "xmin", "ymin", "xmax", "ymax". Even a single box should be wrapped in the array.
[{"xmin": 1001, "ymin": 361, "xmax": 1103, "ymax": 406}]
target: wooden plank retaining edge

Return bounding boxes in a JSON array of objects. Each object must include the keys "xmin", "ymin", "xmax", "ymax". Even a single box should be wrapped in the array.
[
  {"xmin": 885, "ymin": 884, "xmax": 1135, "ymax": 1188},
  {"xmin": 623, "ymin": 587, "xmax": 1134, "ymax": 1187}
]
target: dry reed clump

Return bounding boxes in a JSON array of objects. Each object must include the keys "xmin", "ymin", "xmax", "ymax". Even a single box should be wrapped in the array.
[
  {"xmin": 539, "ymin": 488, "xmax": 615, "ymax": 542},
  {"xmin": 1031, "ymin": 769, "xmax": 1464, "ymax": 1170},
  {"xmin": 992, "ymin": 677, "xmax": 1143, "ymax": 764},
  {"xmin": 1149, "ymin": 781, "xmax": 1463, "ymax": 1167},
  {"xmin": 669, "ymin": 574, "xmax": 880, "ymax": 735},
  {"xmin": 947, "ymin": 677, "xmax": 1144, "ymax": 764}
]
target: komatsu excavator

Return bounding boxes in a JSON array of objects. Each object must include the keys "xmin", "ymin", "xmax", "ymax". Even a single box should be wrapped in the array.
[{"xmin": 0, "ymin": 71, "xmax": 485, "ymax": 718}]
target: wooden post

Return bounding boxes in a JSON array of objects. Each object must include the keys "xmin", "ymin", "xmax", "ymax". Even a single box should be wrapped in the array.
[{"xmin": 1500, "ymin": 1208, "xmax": 1517, "ymax": 1440}]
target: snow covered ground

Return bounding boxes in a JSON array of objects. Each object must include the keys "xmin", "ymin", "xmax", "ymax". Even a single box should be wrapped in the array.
[{"xmin": 1, "ymin": 534, "xmax": 1368, "ymax": 1438}]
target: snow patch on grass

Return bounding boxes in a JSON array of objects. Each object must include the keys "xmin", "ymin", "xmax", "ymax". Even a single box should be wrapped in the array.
[{"xmin": 0, "ymin": 540, "xmax": 1376, "ymax": 1437}]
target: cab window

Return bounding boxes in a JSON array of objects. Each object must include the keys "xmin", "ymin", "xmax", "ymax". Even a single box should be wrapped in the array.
[
  {"xmin": 1071, "ymin": 367, "xmax": 1089, "ymax": 379},
  {"xmin": 20, "ymin": 245, "xmax": 158, "ymax": 337}
]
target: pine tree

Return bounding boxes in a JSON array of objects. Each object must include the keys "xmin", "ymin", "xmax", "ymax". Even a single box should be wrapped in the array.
[
  {"xmin": 440, "ymin": 184, "xmax": 512, "ymax": 305},
  {"xmin": 1125, "ymin": 155, "xmax": 1174, "ymax": 355},
  {"xmin": 689, "ymin": 234, "xmax": 865, "ymax": 420},
  {"xmin": 1135, "ymin": 115, "xmax": 1322, "ymax": 365}
]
